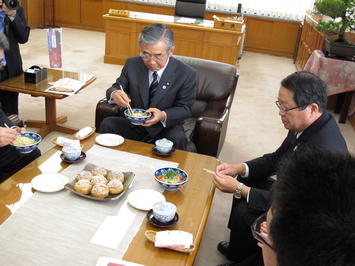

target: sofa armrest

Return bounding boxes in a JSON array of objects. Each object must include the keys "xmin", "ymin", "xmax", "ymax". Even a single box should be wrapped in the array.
[
  {"xmin": 95, "ymin": 98, "xmax": 124, "ymax": 130},
  {"xmin": 192, "ymin": 108, "xmax": 230, "ymax": 157}
]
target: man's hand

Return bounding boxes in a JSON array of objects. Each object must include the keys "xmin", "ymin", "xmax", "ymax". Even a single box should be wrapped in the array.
[
  {"xmin": 0, "ymin": 127, "xmax": 18, "ymax": 147},
  {"xmin": 112, "ymin": 89, "xmax": 131, "ymax": 108},
  {"xmin": 1, "ymin": 1, "xmax": 16, "ymax": 17},
  {"xmin": 142, "ymin": 108, "xmax": 165, "ymax": 127},
  {"xmin": 213, "ymin": 172, "xmax": 239, "ymax": 193},
  {"xmin": 216, "ymin": 163, "xmax": 246, "ymax": 177}
]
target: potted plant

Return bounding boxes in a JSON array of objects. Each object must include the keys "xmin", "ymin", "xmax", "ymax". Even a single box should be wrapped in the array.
[{"xmin": 314, "ymin": 0, "xmax": 354, "ymax": 59}]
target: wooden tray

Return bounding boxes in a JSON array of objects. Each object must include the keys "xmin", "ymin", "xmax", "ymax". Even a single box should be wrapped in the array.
[
  {"xmin": 65, "ymin": 163, "xmax": 135, "ymax": 201},
  {"xmin": 145, "ymin": 230, "xmax": 195, "ymax": 253}
]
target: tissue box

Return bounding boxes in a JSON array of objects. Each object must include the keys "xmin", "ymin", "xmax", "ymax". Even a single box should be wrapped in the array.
[{"xmin": 24, "ymin": 66, "xmax": 48, "ymax": 83}]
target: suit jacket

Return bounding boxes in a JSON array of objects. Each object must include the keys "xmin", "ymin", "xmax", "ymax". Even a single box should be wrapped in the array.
[
  {"xmin": 245, "ymin": 112, "xmax": 348, "ymax": 212},
  {"xmin": 3, "ymin": 6, "xmax": 30, "ymax": 78},
  {"xmin": 106, "ymin": 56, "xmax": 196, "ymax": 138}
]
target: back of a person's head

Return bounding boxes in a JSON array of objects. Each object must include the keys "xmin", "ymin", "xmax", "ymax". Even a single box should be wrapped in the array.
[
  {"xmin": 271, "ymin": 147, "xmax": 355, "ymax": 266},
  {"xmin": 281, "ymin": 71, "xmax": 327, "ymax": 113}
]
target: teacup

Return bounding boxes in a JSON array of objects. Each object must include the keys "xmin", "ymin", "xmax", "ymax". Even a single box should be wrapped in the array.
[
  {"xmin": 62, "ymin": 144, "xmax": 82, "ymax": 161},
  {"xmin": 152, "ymin": 201, "xmax": 176, "ymax": 223},
  {"xmin": 155, "ymin": 138, "xmax": 173, "ymax": 154}
]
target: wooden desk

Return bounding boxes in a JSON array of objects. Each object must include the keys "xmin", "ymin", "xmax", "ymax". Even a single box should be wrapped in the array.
[
  {"xmin": 0, "ymin": 69, "xmax": 95, "ymax": 138},
  {"xmin": 103, "ymin": 11, "xmax": 246, "ymax": 66},
  {"xmin": 0, "ymin": 135, "xmax": 217, "ymax": 265}
]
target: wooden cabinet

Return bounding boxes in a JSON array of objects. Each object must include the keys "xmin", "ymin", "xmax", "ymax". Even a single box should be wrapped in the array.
[
  {"xmin": 245, "ymin": 17, "xmax": 299, "ymax": 58},
  {"xmin": 295, "ymin": 14, "xmax": 326, "ymax": 70},
  {"xmin": 103, "ymin": 14, "xmax": 244, "ymax": 65},
  {"xmin": 81, "ymin": 0, "xmax": 104, "ymax": 29},
  {"xmin": 54, "ymin": 0, "xmax": 81, "ymax": 25},
  {"xmin": 21, "ymin": 0, "xmax": 44, "ymax": 28}
]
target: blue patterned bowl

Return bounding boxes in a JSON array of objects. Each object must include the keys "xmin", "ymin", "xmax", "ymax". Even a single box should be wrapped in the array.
[
  {"xmin": 154, "ymin": 167, "xmax": 188, "ymax": 191},
  {"xmin": 124, "ymin": 108, "xmax": 151, "ymax": 125},
  {"xmin": 11, "ymin": 132, "xmax": 41, "ymax": 154},
  {"xmin": 152, "ymin": 201, "xmax": 176, "ymax": 223}
]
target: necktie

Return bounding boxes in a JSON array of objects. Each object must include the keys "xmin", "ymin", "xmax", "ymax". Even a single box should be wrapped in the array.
[{"xmin": 149, "ymin": 72, "xmax": 158, "ymax": 99}]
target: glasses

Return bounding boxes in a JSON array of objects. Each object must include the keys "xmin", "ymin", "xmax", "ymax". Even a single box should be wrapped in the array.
[
  {"xmin": 140, "ymin": 52, "xmax": 165, "ymax": 61},
  {"xmin": 251, "ymin": 213, "xmax": 274, "ymax": 250},
  {"xmin": 275, "ymin": 101, "xmax": 305, "ymax": 114}
]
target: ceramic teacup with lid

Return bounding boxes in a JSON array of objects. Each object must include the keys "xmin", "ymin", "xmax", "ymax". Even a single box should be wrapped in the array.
[{"xmin": 155, "ymin": 138, "xmax": 173, "ymax": 154}]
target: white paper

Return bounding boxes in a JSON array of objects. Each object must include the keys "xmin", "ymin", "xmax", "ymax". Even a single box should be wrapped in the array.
[
  {"xmin": 90, "ymin": 200, "xmax": 137, "ymax": 249},
  {"xmin": 155, "ymin": 230, "xmax": 193, "ymax": 249},
  {"xmin": 56, "ymin": 136, "xmax": 80, "ymax": 147},
  {"xmin": 45, "ymin": 77, "xmax": 85, "ymax": 95},
  {"xmin": 96, "ymin": 257, "xmax": 144, "ymax": 266},
  {"xmin": 76, "ymin": 126, "xmax": 93, "ymax": 139}
]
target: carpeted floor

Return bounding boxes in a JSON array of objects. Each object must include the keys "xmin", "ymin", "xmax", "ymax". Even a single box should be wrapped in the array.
[{"xmin": 18, "ymin": 28, "xmax": 354, "ymax": 266}]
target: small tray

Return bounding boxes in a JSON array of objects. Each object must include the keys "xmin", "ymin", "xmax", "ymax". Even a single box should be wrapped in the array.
[
  {"xmin": 152, "ymin": 146, "xmax": 175, "ymax": 157},
  {"xmin": 60, "ymin": 151, "xmax": 86, "ymax": 164},
  {"xmin": 64, "ymin": 163, "xmax": 135, "ymax": 201},
  {"xmin": 75, "ymin": 126, "xmax": 95, "ymax": 140},
  {"xmin": 145, "ymin": 230, "xmax": 195, "ymax": 253},
  {"xmin": 146, "ymin": 209, "xmax": 179, "ymax": 228}
]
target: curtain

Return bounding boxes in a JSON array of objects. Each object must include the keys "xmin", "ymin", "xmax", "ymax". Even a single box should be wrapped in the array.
[
  {"xmin": 206, "ymin": 0, "xmax": 316, "ymax": 21},
  {"xmin": 143, "ymin": 0, "xmax": 315, "ymax": 21}
]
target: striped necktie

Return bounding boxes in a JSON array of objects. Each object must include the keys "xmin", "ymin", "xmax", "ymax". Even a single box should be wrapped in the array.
[{"xmin": 149, "ymin": 71, "xmax": 158, "ymax": 99}]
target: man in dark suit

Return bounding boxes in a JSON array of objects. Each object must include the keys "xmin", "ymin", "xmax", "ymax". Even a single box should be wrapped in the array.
[
  {"xmin": 0, "ymin": 107, "xmax": 40, "ymax": 183},
  {"xmin": 213, "ymin": 71, "xmax": 348, "ymax": 266},
  {"xmin": 99, "ymin": 23, "xmax": 196, "ymax": 150},
  {"xmin": 0, "ymin": 0, "xmax": 30, "ymax": 115}
]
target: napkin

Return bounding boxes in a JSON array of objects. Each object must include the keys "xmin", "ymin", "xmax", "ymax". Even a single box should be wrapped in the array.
[
  {"xmin": 76, "ymin": 126, "xmax": 93, "ymax": 139},
  {"xmin": 56, "ymin": 136, "xmax": 80, "ymax": 147},
  {"xmin": 155, "ymin": 230, "xmax": 193, "ymax": 249}
]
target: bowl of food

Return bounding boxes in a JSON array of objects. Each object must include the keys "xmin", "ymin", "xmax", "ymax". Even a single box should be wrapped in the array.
[
  {"xmin": 154, "ymin": 167, "xmax": 188, "ymax": 191},
  {"xmin": 124, "ymin": 108, "xmax": 151, "ymax": 125},
  {"xmin": 11, "ymin": 132, "xmax": 41, "ymax": 154}
]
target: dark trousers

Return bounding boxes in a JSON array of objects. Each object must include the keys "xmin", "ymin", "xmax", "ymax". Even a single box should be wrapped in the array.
[
  {"xmin": 98, "ymin": 116, "xmax": 187, "ymax": 150},
  {"xmin": 227, "ymin": 178, "xmax": 274, "ymax": 264},
  {"xmin": 0, "ymin": 67, "xmax": 19, "ymax": 115},
  {"xmin": 0, "ymin": 146, "xmax": 41, "ymax": 183}
]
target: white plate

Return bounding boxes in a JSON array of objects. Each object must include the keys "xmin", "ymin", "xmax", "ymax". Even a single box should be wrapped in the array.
[
  {"xmin": 128, "ymin": 189, "xmax": 166, "ymax": 211},
  {"xmin": 95, "ymin": 134, "xmax": 124, "ymax": 147},
  {"xmin": 31, "ymin": 173, "xmax": 69, "ymax": 193}
]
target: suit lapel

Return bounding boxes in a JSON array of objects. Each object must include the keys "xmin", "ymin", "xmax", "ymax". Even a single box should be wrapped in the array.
[
  {"xmin": 137, "ymin": 60, "xmax": 150, "ymax": 109},
  {"xmin": 150, "ymin": 57, "xmax": 176, "ymax": 107}
]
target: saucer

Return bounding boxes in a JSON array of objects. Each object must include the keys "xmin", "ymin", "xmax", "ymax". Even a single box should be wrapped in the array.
[
  {"xmin": 152, "ymin": 146, "xmax": 175, "ymax": 157},
  {"xmin": 60, "ymin": 151, "xmax": 86, "ymax": 164},
  {"xmin": 146, "ymin": 209, "xmax": 179, "ymax": 228}
]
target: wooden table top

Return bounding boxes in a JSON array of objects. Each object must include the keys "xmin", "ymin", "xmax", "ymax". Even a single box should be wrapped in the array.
[
  {"xmin": 0, "ymin": 133, "xmax": 218, "ymax": 265},
  {"xmin": 0, "ymin": 68, "xmax": 95, "ymax": 99}
]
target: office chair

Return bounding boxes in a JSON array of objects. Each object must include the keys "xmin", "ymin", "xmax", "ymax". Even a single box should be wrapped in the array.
[{"xmin": 174, "ymin": 0, "xmax": 207, "ymax": 19}]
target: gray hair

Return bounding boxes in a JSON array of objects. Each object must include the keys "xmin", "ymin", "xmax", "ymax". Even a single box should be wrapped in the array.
[
  {"xmin": 0, "ymin": 32, "xmax": 9, "ymax": 50},
  {"xmin": 138, "ymin": 24, "xmax": 174, "ymax": 53}
]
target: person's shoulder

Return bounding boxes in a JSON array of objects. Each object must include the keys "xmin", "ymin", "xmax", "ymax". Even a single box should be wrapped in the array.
[{"xmin": 125, "ymin": 56, "xmax": 142, "ymax": 66}]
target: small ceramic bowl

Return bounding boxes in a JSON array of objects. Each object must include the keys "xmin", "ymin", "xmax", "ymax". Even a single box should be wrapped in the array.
[
  {"xmin": 155, "ymin": 138, "xmax": 173, "ymax": 154},
  {"xmin": 124, "ymin": 108, "xmax": 151, "ymax": 125},
  {"xmin": 11, "ymin": 132, "xmax": 41, "ymax": 154},
  {"xmin": 152, "ymin": 201, "xmax": 177, "ymax": 223},
  {"xmin": 62, "ymin": 145, "xmax": 82, "ymax": 161},
  {"xmin": 154, "ymin": 167, "xmax": 189, "ymax": 191}
]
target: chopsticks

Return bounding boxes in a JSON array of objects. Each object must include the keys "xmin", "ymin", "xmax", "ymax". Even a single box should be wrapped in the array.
[
  {"xmin": 119, "ymin": 84, "xmax": 133, "ymax": 115},
  {"xmin": 203, "ymin": 168, "xmax": 215, "ymax": 175},
  {"xmin": 4, "ymin": 123, "xmax": 10, "ymax": 128}
]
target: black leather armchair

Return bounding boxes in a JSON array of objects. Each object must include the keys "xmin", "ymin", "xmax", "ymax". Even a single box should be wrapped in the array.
[
  {"xmin": 95, "ymin": 55, "xmax": 238, "ymax": 157},
  {"xmin": 174, "ymin": 0, "xmax": 206, "ymax": 19}
]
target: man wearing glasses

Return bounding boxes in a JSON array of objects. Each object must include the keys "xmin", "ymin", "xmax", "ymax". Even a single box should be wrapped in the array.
[
  {"xmin": 257, "ymin": 147, "xmax": 355, "ymax": 266},
  {"xmin": 213, "ymin": 71, "xmax": 347, "ymax": 266},
  {"xmin": 99, "ymin": 23, "xmax": 196, "ymax": 150}
]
